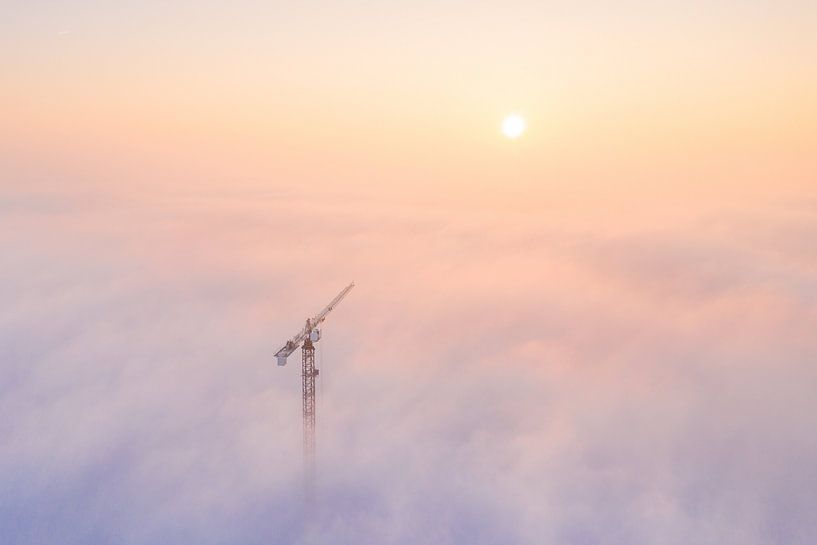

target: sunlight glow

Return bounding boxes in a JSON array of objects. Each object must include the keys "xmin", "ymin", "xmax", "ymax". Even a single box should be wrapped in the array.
[{"xmin": 501, "ymin": 115, "xmax": 526, "ymax": 139}]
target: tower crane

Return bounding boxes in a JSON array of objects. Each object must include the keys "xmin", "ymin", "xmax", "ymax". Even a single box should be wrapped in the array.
[{"xmin": 274, "ymin": 282, "xmax": 355, "ymax": 503}]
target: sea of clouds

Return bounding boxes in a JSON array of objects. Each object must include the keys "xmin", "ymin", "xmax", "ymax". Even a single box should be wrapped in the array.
[{"xmin": 2, "ymin": 179, "xmax": 816, "ymax": 544}]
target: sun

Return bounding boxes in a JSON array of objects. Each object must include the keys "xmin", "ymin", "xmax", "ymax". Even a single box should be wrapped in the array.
[{"xmin": 501, "ymin": 114, "xmax": 526, "ymax": 139}]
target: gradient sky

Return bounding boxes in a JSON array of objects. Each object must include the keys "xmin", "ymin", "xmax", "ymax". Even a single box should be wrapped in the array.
[{"xmin": 2, "ymin": 1, "xmax": 817, "ymax": 544}]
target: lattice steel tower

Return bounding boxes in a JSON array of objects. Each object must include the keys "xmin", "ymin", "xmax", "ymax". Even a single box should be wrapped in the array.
[
  {"xmin": 274, "ymin": 283, "xmax": 354, "ymax": 504},
  {"xmin": 301, "ymin": 337, "xmax": 316, "ymax": 496}
]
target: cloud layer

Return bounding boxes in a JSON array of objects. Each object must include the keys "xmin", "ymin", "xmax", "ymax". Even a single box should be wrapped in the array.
[{"xmin": 2, "ymin": 180, "xmax": 816, "ymax": 544}]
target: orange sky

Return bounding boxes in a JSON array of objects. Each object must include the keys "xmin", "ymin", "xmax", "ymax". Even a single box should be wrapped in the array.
[{"xmin": 3, "ymin": 1, "xmax": 816, "ymax": 206}]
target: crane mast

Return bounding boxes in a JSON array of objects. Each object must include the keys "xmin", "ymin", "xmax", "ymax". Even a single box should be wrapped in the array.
[
  {"xmin": 274, "ymin": 282, "xmax": 354, "ymax": 506},
  {"xmin": 301, "ymin": 336, "xmax": 317, "ymax": 499}
]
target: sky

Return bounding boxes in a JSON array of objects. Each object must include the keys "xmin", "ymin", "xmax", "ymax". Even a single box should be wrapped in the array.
[{"xmin": 2, "ymin": 1, "xmax": 817, "ymax": 544}]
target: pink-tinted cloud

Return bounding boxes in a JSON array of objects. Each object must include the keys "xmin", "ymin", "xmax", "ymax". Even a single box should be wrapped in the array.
[{"xmin": 2, "ymin": 176, "xmax": 816, "ymax": 544}]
